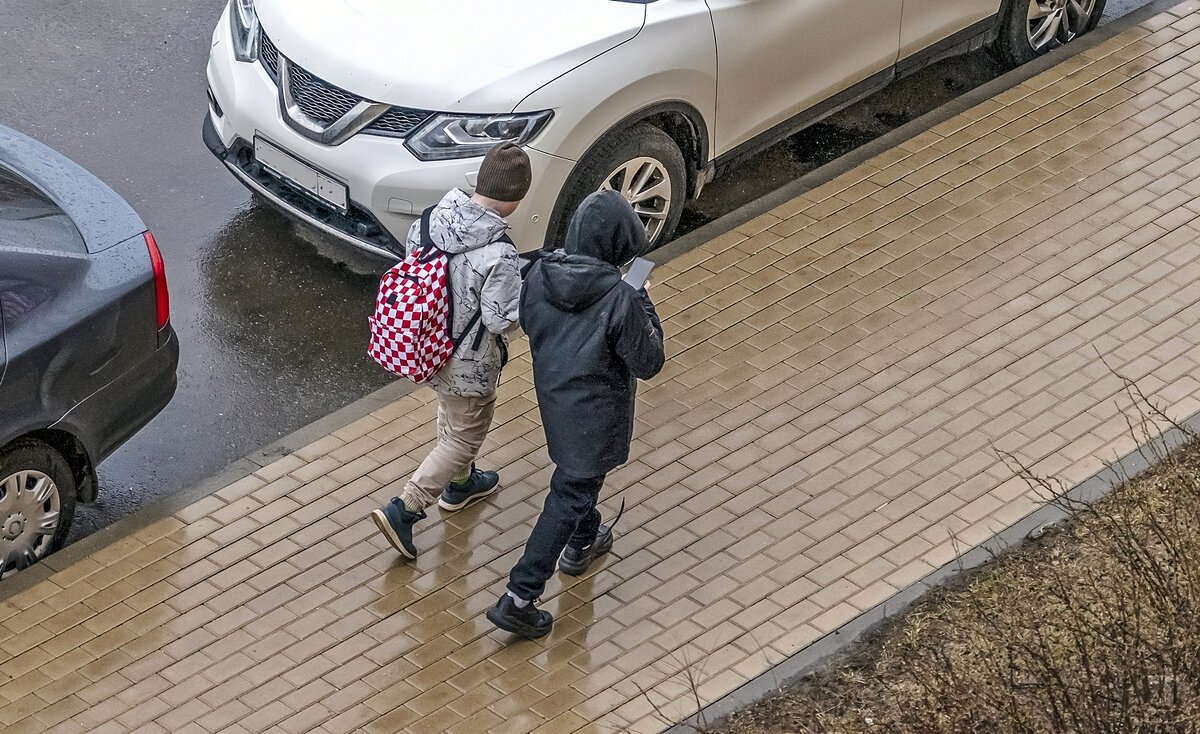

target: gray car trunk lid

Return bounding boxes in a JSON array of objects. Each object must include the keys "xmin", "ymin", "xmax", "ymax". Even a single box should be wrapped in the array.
[{"xmin": 0, "ymin": 124, "xmax": 146, "ymax": 252}]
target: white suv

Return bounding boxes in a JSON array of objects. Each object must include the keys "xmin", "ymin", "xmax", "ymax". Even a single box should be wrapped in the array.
[{"xmin": 204, "ymin": 0, "xmax": 1105, "ymax": 257}]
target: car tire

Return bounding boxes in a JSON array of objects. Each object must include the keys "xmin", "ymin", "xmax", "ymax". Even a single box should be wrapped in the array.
[
  {"xmin": 546, "ymin": 122, "xmax": 688, "ymax": 251},
  {"xmin": 0, "ymin": 440, "xmax": 77, "ymax": 579},
  {"xmin": 992, "ymin": 0, "xmax": 1107, "ymax": 68}
]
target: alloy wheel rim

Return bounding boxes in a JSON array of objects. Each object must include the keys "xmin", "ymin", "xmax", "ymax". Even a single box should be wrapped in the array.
[
  {"xmin": 600, "ymin": 156, "xmax": 673, "ymax": 244},
  {"xmin": 0, "ymin": 470, "xmax": 60, "ymax": 579},
  {"xmin": 1027, "ymin": 0, "xmax": 1097, "ymax": 54}
]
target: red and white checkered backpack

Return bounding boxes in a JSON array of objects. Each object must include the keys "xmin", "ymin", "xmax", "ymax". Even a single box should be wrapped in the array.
[{"xmin": 368, "ymin": 208, "xmax": 481, "ymax": 383}]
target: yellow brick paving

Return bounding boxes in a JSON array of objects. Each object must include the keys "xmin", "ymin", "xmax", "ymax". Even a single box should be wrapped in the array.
[{"xmin": 6, "ymin": 5, "xmax": 1200, "ymax": 732}]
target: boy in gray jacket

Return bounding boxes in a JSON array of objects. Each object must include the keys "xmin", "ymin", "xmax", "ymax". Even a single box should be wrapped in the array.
[{"xmin": 371, "ymin": 143, "xmax": 529, "ymax": 559}]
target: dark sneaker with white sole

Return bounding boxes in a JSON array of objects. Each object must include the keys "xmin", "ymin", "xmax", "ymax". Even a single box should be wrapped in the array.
[
  {"xmin": 370, "ymin": 499, "xmax": 426, "ymax": 559},
  {"xmin": 438, "ymin": 464, "xmax": 500, "ymax": 511},
  {"xmin": 486, "ymin": 594, "xmax": 554, "ymax": 639},
  {"xmin": 558, "ymin": 524, "xmax": 614, "ymax": 576}
]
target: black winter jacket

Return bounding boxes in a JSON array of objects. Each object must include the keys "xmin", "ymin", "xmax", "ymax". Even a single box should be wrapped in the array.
[{"xmin": 520, "ymin": 191, "xmax": 665, "ymax": 477}]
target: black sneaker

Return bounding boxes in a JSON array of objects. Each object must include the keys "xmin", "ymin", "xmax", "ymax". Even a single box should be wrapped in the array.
[
  {"xmin": 559, "ymin": 499, "xmax": 624, "ymax": 576},
  {"xmin": 370, "ymin": 498, "xmax": 426, "ymax": 559},
  {"xmin": 558, "ymin": 524, "xmax": 615, "ymax": 576},
  {"xmin": 486, "ymin": 594, "xmax": 554, "ymax": 639},
  {"xmin": 437, "ymin": 464, "xmax": 500, "ymax": 511}
]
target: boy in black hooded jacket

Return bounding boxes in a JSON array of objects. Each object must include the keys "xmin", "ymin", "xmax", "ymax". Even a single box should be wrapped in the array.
[{"xmin": 487, "ymin": 190, "xmax": 665, "ymax": 639}]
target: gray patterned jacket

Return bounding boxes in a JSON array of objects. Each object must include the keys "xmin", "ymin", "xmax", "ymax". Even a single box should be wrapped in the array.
[{"xmin": 403, "ymin": 189, "xmax": 522, "ymax": 397}]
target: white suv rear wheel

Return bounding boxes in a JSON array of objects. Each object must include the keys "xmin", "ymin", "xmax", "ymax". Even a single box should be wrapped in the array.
[{"xmin": 993, "ymin": 0, "xmax": 1106, "ymax": 67}]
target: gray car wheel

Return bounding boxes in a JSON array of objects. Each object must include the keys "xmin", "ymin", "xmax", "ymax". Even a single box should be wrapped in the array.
[{"xmin": 0, "ymin": 440, "xmax": 77, "ymax": 579}]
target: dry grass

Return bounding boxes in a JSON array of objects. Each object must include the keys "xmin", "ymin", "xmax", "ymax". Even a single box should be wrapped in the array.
[{"xmin": 718, "ymin": 391, "xmax": 1200, "ymax": 734}]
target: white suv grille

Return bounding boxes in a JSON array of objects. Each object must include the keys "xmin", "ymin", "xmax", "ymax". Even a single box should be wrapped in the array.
[{"xmin": 258, "ymin": 29, "xmax": 432, "ymax": 138}]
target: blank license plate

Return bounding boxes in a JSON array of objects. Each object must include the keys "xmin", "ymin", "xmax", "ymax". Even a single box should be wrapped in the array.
[{"xmin": 254, "ymin": 137, "xmax": 348, "ymax": 212}]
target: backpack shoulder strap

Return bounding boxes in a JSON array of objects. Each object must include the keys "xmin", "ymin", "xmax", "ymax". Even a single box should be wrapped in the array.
[
  {"xmin": 452, "ymin": 311, "xmax": 482, "ymax": 349},
  {"xmin": 421, "ymin": 205, "xmax": 482, "ymax": 348},
  {"xmin": 417, "ymin": 206, "xmax": 440, "ymax": 262}
]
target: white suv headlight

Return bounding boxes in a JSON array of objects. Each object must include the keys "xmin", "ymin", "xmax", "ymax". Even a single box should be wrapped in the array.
[
  {"xmin": 405, "ymin": 112, "xmax": 553, "ymax": 161},
  {"xmin": 230, "ymin": 0, "xmax": 260, "ymax": 62}
]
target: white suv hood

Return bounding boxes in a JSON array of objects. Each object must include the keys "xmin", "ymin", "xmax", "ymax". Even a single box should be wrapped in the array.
[{"xmin": 256, "ymin": 0, "xmax": 646, "ymax": 113}]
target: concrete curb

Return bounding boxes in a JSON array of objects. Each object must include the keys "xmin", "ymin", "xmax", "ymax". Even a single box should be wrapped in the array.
[{"xmin": 663, "ymin": 1, "xmax": 1193, "ymax": 729}]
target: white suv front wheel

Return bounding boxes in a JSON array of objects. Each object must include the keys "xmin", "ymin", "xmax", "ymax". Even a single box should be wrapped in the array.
[
  {"xmin": 547, "ymin": 123, "xmax": 687, "ymax": 250},
  {"xmin": 600, "ymin": 155, "xmax": 675, "ymax": 245}
]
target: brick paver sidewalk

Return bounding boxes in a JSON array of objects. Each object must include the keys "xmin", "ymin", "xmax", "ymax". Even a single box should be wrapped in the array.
[{"xmin": 6, "ymin": 5, "xmax": 1200, "ymax": 733}]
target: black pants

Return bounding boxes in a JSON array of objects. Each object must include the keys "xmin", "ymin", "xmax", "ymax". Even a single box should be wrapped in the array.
[{"xmin": 507, "ymin": 466, "xmax": 605, "ymax": 601}]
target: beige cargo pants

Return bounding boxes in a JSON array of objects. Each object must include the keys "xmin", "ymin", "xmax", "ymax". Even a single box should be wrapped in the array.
[{"xmin": 397, "ymin": 391, "xmax": 497, "ymax": 510}]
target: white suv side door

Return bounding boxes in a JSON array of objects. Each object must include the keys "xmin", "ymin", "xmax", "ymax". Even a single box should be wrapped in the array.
[
  {"xmin": 899, "ymin": 0, "xmax": 1004, "ymax": 59},
  {"xmin": 704, "ymin": 0, "xmax": 903, "ymax": 156}
]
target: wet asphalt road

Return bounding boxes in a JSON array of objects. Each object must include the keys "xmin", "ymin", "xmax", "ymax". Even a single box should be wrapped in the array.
[
  {"xmin": 0, "ymin": 0, "xmax": 390, "ymax": 541},
  {"xmin": 0, "ymin": 0, "xmax": 1150, "ymax": 543}
]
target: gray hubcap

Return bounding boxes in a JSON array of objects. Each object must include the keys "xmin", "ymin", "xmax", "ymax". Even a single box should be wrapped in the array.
[
  {"xmin": 0, "ymin": 470, "xmax": 60, "ymax": 579},
  {"xmin": 1027, "ymin": 0, "xmax": 1097, "ymax": 54},
  {"xmin": 600, "ymin": 156, "xmax": 673, "ymax": 244}
]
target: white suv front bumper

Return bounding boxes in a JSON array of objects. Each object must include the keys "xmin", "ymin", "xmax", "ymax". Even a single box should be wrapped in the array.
[{"xmin": 204, "ymin": 15, "xmax": 571, "ymax": 256}]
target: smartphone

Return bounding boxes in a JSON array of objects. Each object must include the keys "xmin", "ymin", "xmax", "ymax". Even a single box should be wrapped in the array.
[{"xmin": 623, "ymin": 257, "xmax": 654, "ymax": 290}]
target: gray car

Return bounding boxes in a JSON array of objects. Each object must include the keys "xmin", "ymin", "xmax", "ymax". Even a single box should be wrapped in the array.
[{"xmin": 0, "ymin": 125, "xmax": 179, "ymax": 578}]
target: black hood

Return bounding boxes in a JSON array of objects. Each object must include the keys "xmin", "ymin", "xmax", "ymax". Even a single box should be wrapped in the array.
[
  {"xmin": 564, "ymin": 190, "xmax": 647, "ymax": 265},
  {"xmin": 540, "ymin": 191, "xmax": 648, "ymax": 313}
]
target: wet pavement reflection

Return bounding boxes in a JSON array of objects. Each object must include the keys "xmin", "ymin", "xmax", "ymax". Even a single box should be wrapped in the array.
[
  {"xmin": 0, "ymin": 0, "xmax": 1150, "ymax": 543},
  {"xmin": 1, "ymin": 0, "xmax": 392, "ymax": 539}
]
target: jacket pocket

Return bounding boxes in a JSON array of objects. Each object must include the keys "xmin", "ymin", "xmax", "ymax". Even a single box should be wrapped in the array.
[{"xmin": 497, "ymin": 335, "xmax": 509, "ymax": 368}]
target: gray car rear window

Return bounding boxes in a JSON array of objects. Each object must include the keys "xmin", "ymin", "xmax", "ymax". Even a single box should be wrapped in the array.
[{"xmin": 0, "ymin": 165, "xmax": 86, "ymax": 253}]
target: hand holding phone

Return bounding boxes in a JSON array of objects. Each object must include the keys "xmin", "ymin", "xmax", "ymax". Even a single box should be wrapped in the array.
[{"xmin": 623, "ymin": 257, "xmax": 654, "ymax": 290}]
